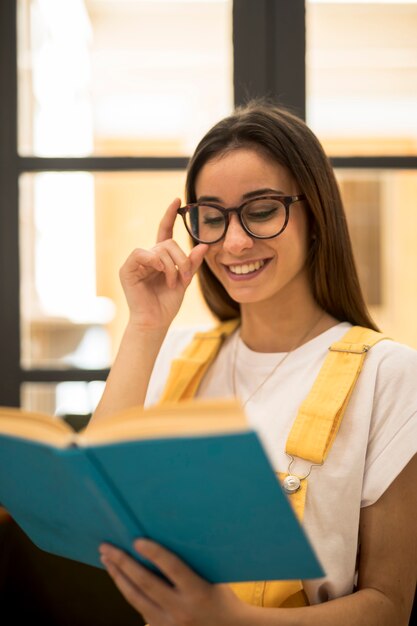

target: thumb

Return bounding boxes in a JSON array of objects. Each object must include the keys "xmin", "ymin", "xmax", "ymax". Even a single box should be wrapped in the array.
[{"xmin": 189, "ymin": 243, "xmax": 209, "ymax": 276}]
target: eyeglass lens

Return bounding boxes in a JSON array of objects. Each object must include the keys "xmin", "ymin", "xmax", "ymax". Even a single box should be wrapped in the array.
[{"xmin": 184, "ymin": 198, "xmax": 287, "ymax": 243}]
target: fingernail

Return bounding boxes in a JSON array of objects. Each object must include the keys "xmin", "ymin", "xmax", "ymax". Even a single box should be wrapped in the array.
[{"xmin": 134, "ymin": 538, "xmax": 148, "ymax": 553}]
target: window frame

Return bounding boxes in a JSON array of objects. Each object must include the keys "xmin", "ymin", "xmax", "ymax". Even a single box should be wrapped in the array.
[{"xmin": 1, "ymin": 0, "xmax": 417, "ymax": 408}]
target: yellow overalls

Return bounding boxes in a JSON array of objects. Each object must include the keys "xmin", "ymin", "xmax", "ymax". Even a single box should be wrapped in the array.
[{"xmin": 158, "ymin": 320, "xmax": 389, "ymax": 608}]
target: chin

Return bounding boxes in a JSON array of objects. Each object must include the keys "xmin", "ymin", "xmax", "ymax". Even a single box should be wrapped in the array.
[{"xmin": 224, "ymin": 287, "xmax": 272, "ymax": 305}]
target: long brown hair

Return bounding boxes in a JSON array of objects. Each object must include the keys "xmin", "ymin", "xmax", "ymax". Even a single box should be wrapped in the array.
[{"xmin": 185, "ymin": 101, "xmax": 378, "ymax": 330}]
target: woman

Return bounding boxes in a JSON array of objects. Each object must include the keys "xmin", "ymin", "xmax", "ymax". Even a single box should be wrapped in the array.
[{"xmin": 92, "ymin": 102, "xmax": 417, "ymax": 625}]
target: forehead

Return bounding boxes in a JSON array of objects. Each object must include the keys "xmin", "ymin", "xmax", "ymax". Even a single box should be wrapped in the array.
[{"xmin": 195, "ymin": 148, "xmax": 296, "ymax": 200}]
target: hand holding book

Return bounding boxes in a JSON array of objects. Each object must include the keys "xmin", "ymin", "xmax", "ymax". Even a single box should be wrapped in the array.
[
  {"xmin": 99, "ymin": 538, "xmax": 245, "ymax": 626},
  {"xmin": 0, "ymin": 399, "xmax": 324, "ymax": 583}
]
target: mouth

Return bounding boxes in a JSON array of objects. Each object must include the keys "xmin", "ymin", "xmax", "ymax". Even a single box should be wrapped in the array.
[{"xmin": 222, "ymin": 258, "xmax": 272, "ymax": 280}]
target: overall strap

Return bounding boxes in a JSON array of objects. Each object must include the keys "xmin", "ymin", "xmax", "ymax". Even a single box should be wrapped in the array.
[
  {"xmin": 285, "ymin": 326, "xmax": 390, "ymax": 464},
  {"xmin": 158, "ymin": 319, "xmax": 239, "ymax": 403},
  {"xmin": 158, "ymin": 322, "xmax": 390, "ymax": 512}
]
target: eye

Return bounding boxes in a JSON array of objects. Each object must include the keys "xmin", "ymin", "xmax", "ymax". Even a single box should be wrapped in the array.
[
  {"xmin": 200, "ymin": 207, "xmax": 225, "ymax": 228},
  {"xmin": 244, "ymin": 200, "xmax": 283, "ymax": 221},
  {"xmin": 203, "ymin": 215, "xmax": 224, "ymax": 226},
  {"xmin": 248, "ymin": 207, "xmax": 278, "ymax": 220}
]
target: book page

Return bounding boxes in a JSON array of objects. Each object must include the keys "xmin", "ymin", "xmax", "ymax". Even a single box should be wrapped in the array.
[
  {"xmin": 77, "ymin": 398, "xmax": 249, "ymax": 446},
  {"xmin": 0, "ymin": 407, "xmax": 75, "ymax": 447}
]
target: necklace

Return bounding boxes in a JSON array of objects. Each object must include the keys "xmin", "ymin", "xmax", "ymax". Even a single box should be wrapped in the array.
[{"xmin": 231, "ymin": 312, "xmax": 325, "ymax": 408}]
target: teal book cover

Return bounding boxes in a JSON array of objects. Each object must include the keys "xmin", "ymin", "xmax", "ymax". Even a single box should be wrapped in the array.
[{"xmin": 0, "ymin": 401, "xmax": 324, "ymax": 583}]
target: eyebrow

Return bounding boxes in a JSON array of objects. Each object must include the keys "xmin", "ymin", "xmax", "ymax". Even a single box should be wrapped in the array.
[{"xmin": 196, "ymin": 188, "xmax": 286, "ymax": 203}]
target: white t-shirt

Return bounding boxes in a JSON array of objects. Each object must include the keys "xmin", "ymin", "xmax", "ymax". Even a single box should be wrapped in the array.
[{"xmin": 145, "ymin": 322, "xmax": 417, "ymax": 605}]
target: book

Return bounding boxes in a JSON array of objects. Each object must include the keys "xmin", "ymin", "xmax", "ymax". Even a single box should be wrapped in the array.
[{"xmin": 0, "ymin": 399, "xmax": 324, "ymax": 583}]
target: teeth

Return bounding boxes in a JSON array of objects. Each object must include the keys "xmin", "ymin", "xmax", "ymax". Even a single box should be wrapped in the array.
[{"xmin": 229, "ymin": 260, "xmax": 265, "ymax": 275}]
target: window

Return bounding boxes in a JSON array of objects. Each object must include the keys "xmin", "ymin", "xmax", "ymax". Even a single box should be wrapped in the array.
[
  {"xmin": 2, "ymin": 0, "xmax": 417, "ymax": 413},
  {"xmin": 18, "ymin": 0, "xmax": 233, "ymax": 157},
  {"xmin": 307, "ymin": 0, "xmax": 417, "ymax": 345},
  {"xmin": 2, "ymin": 0, "xmax": 237, "ymax": 411},
  {"xmin": 307, "ymin": 0, "xmax": 417, "ymax": 156}
]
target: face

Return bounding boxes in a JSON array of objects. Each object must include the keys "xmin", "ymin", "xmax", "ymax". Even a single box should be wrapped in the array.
[{"xmin": 194, "ymin": 147, "xmax": 311, "ymax": 310}]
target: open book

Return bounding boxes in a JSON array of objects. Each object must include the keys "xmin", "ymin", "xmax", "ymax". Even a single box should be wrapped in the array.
[{"xmin": 0, "ymin": 399, "xmax": 324, "ymax": 583}]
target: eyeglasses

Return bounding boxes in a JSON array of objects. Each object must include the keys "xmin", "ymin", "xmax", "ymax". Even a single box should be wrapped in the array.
[{"xmin": 177, "ymin": 194, "xmax": 306, "ymax": 244}]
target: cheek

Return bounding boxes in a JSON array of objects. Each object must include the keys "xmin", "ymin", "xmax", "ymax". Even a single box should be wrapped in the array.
[
  {"xmin": 283, "ymin": 213, "xmax": 310, "ymax": 260},
  {"xmin": 296, "ymin": 209, "xmax": 311, "ymax": 251},
  {"xmin": 202, "ymin": 246, "xmax": 220, "ymax": 276}
]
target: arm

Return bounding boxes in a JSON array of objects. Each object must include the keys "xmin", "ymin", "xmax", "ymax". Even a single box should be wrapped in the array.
[
  {"xmin": 90, "ymin": 198, "xmax": 208, "ymax": 424},
  {"xmin": 99, "ymin": 454, "xmax": 417, "ymax": 626},
  {"xmin": 252, "ymin": 452, "xmax": 417, "ymax": 626}
]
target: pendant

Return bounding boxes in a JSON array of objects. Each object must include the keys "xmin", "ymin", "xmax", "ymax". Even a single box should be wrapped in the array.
[{"xmin": 283, "ymin": 474, "xmax": 301, "ymax": 494}]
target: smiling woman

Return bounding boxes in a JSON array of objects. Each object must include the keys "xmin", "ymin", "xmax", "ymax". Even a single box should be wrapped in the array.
[
  {"xmin": 89, "ymin": 101, "xmax": 417, "ymax": 626},
  {"xmin": 192, "ymin": 149, "xmax": 312, "ymax": 322},
  {"xmin": 185, "ymin": 104, "xmax": 376, "ymax": 330}
]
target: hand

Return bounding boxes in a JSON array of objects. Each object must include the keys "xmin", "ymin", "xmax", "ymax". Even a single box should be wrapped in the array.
[
  {"xmin": 119, "ymin": 198, "xmax": 208, "ymax": 330},
  {"xmin": 99, "ymin": 539, "xmax": 248, "ymax": 626}
]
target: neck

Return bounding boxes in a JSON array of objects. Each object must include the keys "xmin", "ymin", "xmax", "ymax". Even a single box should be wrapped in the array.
[{"xmin": 239, "ymin": 297, "xmax": 339, "ymax": 353}]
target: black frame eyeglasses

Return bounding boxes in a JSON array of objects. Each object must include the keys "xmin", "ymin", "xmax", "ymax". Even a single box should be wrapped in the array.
[{"xmin": 177, "ymin": 194, "xmax": 306, "ymax": 244}]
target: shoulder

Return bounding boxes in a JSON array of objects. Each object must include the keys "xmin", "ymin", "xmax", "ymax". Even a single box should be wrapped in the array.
[
  {"xmin": 144, "ymin": 323, "xmax": 212, "ymax": 406},
  {"xmin": 154, "ymin": 323, "xmax": 214, "ymax": 372},
  {"xmin": 333, "ymin": 327, "xmax": 417, "ymax": 451},
  {"xmin": 331, "ymin": 324, "xmax": 417, "ymax": 393},
  {"xmin": 359, "ymin": 338, "xmax": 417, "ymax": 504},
  {"xmin": 351, "ymin": 334, "xmax": 417, "ymax": 422},
  {"xmin": 366, "ymin": 337, "xmax": 417, "ymax": 396},
  {"xmin": 364, "ymin": 336, "xmax": 417, "ymax": 437},
  {"xmin": 163, "ymin": 324, "xmax": 210, "ymax": 355},
  {"xmin": 371, "ymin": 335, "xmax": 417, "ymax": 363}
]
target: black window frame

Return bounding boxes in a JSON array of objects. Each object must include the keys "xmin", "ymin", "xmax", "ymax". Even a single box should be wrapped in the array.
[{"xmin": 1, "ymin": 0, "xmax": 417, "ymax": 408}]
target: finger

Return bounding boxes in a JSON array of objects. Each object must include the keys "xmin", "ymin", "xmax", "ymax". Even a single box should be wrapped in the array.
[
  {"xmin": 120, "ymin": 248, "xmax": 164, "ymax": 283},
  {"xmin": 101, "ymin": 556, "xmax": 161, "ymax": 620},
  {"xmin": 156, "ymin": 198, "xmax": 181, "ymax": 244},
  {"xmin": 134, "ymin": 539, "xmax": 207, "ymax": 593},
  {"xmin": 158, "ymin": 249, "xmax": 180, "ymax": 289},
  {"xmin": 159, "ymin": 239, "xmax": 193, "ymax": 284},
  {"xmin": 100, "ymin": 544, "xmax": 176, "ymax": 609}
]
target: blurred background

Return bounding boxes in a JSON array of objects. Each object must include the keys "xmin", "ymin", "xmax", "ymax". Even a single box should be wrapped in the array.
[{"xmin": 1, "ymin": 0, "xmax": 417, "ymax": 417}]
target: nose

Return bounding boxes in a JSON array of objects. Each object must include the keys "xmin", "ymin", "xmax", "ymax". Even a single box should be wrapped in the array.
[{"xmin": 222, "ymin": 213, "xmax": 254, "ymax": 254}]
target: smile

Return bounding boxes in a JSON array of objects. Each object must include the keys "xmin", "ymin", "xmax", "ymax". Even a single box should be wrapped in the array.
[
  {"xmin": 229, "ymin": 260, "xmax": 264, "ymax": 275},
  {"xmin": 223, "ymin": 258, "xmax": 271, "ymax": 280}
]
